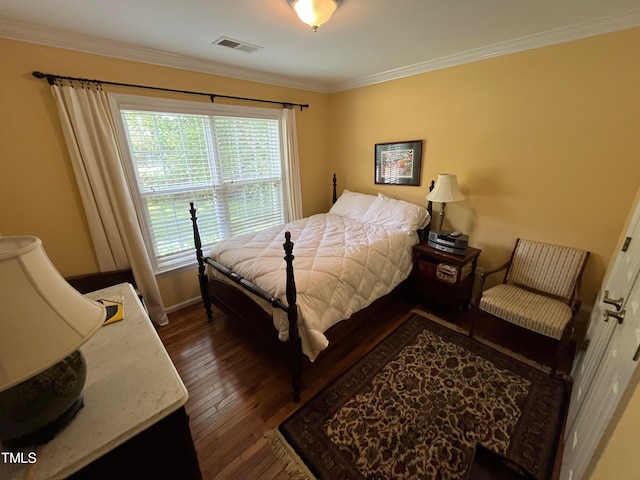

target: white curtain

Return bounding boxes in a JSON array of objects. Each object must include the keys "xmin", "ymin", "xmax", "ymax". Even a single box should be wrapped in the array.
[
  {"xmin": 49, "ymin": 81, "xmax": 168, "ymax": 326},
  {"xmin": 281, "ymin": 107, "xmax": 304, "ymax": 221}
]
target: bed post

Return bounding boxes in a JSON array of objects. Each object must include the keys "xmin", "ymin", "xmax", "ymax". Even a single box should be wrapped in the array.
[
  {"xmin": 283, "ymin": 231, "xmax": 302, "ymax": 402},
  {"xmin": 427, "ymin": 179, "xmax": 435, "ymax": 218},
  {"xmin": 421, "ymin": 179, "xmax": 436, "ymax": 241},
  {"xmin": 189, "ymin": 202, "xmax": 213, "ymax": 320},
  {"xmin": 332, "ymin": 173, "xmax": 337, "ymax": 204}
]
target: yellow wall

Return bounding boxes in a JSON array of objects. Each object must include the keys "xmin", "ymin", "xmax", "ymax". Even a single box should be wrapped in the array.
[
  {"xmin": 329, "ymin": 27, "xmax": 640, "ymax": 325},
  {"xmin": 0, "ymin": 38, "xmax": 331, "ymax": 308},
  {"xmin": 1, "ymin": 27, "xmax": 639, "ymax": 317}
]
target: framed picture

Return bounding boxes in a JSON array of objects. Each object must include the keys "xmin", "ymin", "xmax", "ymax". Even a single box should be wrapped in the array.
[{"xmin": 374, "ymin": 140, "xmax": 423, "ymax": 186}]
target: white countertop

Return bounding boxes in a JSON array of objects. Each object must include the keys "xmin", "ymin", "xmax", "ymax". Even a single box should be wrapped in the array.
[{"xmin": 1, "ymin": 283, "xmax": 188, "ymax": 480}]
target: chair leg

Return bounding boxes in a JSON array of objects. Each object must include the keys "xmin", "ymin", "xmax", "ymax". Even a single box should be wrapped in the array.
[
  {"xmin": 551, "ymin": 351, "xmax": 559, "ymax": 377},
  {"xmin": 469, "ymin": 302, "xmax": 480, "ymax": 338},
  {"xmin": 552, "ymin": 325, "xmax": 573, "ymax": 377},
  {"xmin": 551, "ymin": 342, "xmax": 564, "ymax": 377}
]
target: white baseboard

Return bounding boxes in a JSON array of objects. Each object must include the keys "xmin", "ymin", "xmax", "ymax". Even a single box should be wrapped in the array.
[{"xmin": 165, "ymin": 296, "xmax": 202, "ymax": 314}]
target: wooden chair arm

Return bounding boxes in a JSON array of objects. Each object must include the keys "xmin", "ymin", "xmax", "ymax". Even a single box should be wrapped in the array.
[
  {"xmin": 571, "ymin": 276, "xmax": 583, "ymax": 315},
  {"xmin": 470, "ymin": 259, "xmax": 511, "ymax": 337},
  {"xmin": 571, "ymin": 296, "xmax": 583, "ymax": 316},
  {"xmin": 477, "ymin": 260, "xmax": 512, "ymax": 286}
]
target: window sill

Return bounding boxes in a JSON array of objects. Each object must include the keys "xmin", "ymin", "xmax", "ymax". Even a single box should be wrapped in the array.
[{"xmin": 155, "ymin": 261, "xmax": 199, "ymax": 278}]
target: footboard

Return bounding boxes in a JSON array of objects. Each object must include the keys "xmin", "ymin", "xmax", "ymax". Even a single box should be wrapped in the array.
[
  {"xmin": 189, "ymin": 203, "xmax": 211, "ymax": 320},
  {"xmin": 188, "ymin": 174, "xmax": 340, "ymax": 402},
  {"xmin": 189, "ymin": 203, "xmax": 302, "ymax": 401}
]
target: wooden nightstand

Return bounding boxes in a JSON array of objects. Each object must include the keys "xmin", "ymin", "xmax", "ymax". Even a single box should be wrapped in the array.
[{"xmin": 411, "ymin": 242, "xmax": 481, "ymax": 312}]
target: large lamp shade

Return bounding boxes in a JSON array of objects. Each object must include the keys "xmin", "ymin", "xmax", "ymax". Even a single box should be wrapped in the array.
[
  {"xmin": 426, "ymin": 174, "xmax": 465, "ymax": 204},
  {"xmin": 1, "ymin": 236, "xmax": 106, "ymax": 446},
  {"xmin": 426, "ymin": 174, "xmax": 465, "ymax": 232},
  {"xmin": 0, "ymin": 236, "xmax": 105, "ymax": 391}
]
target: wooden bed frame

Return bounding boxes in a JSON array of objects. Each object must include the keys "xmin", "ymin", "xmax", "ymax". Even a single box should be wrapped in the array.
[{"xmin": 190, "ymin": 175, "xmax": 434, "ymax": 402}]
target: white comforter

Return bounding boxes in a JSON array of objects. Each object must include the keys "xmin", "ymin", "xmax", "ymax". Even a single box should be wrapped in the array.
[{"xmin": 207, "ymin": 213, "xmax": 420, "ymax": 361}]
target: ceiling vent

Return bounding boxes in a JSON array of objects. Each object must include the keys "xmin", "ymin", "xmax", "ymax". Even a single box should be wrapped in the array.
[{"xmin": 213, "ymin": 36, "xmax": 262, "ymax": 54}]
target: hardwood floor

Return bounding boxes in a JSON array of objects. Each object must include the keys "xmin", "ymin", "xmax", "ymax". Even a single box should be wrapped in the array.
[{"xmin": 157, "ymin": 295, "xmax": 572, "ymax": 479}]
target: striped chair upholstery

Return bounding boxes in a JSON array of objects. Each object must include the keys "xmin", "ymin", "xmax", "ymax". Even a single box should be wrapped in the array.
[
  {"xmin": 480, "ymin": 284, "xmax": 573, "ymax": 339},
  {"xmin": 506, "ymin": 239, "xmax": 588, "ymax": 301},
  {"xmin": 478, "ymin": 239, "xmax": 589, "ymax": 342}
]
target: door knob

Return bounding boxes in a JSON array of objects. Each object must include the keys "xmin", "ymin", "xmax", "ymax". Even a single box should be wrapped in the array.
[
  {"xmin": 603, "ymin": 309, "xmax": 625, "ymax": 324},
  {"xmin": 603, "ymin": 290, "xmax": 624, "ymax": 311}
]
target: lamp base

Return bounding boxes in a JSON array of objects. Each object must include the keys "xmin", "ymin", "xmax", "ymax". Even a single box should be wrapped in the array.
[
  {"xmin": 0, "ymin": 350, "xmax": 87, "ymax": 448},
  {"xmin": 437, "ymin": 202, "xmax": 446, "ymax": 232},
  {"xmin": 2, "ymin": 394, "xmax": 84, "ymax": 449}
]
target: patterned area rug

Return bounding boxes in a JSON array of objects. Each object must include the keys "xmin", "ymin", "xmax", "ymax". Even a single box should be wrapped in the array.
[{"xmin": 268, "ymin": 311, "xmax": 568, "ymax": 480}]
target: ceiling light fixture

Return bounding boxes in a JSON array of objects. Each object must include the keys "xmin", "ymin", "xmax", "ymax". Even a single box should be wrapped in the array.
[{"xmin": 287, "ymin": 0, "xmax": 343, "ymax": 32}]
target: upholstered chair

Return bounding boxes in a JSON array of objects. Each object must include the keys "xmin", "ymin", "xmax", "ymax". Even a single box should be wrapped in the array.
[{"xmin": 471, "ymin": 239, "xmax": 590, "ymax": 376}]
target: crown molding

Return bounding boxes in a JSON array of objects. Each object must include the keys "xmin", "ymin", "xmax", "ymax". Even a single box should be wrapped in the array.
[
  {"xmin": 329, "ymin": 9, "xmax": 640, "ymax": 93},
  {"xmin": 0, "ymin": 18, "xmax": 332, "ymax": 93},
  {"xmin": 2, "ymin": 10, "xmax": 640, "ymax": 95}
]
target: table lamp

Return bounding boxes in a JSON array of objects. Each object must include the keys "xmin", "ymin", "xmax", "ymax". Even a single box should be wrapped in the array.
[
  {"xmin": 426, "ymin": 173, "xmax": 465, "ymax": 232},
  {"xmin": 0, "ymin": 236, "xmax": 105, "ymax": 448}
]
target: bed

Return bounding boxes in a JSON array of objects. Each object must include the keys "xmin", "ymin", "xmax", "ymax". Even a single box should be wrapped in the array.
[{"xmin": 190, "ymin": 176, "xmax": 433, "ymax": 401}]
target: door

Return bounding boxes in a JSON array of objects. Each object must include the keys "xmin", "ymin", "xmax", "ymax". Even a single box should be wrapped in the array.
[
  {"xmin": 566, "ymin": 203, "xmax": 640, "ymax": 430},
  {"xmin": 561, "ymin": 199, "xmax": 640, "ymax": 480}
]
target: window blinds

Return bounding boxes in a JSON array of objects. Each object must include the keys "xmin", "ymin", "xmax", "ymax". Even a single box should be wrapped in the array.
[{"xmin": 119, "ymin": 109, "xmax": 285, "ymax": 271}]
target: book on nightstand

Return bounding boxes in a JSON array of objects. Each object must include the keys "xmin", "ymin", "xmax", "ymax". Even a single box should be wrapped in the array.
[{"xmin": 97, "ymin": 297, "xmax": 124, "ymax": 325}]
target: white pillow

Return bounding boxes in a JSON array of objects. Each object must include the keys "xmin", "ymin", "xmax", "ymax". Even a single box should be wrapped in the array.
[
  {"xmin": 360, "ymin": 193, "xmax": 430, "ymax": 232},
  {"xmin": 328, "ymin": 189, "xmax": 378, "ymax": 220}
]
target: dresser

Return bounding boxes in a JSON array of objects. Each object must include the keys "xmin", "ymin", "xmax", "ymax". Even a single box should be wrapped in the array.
[{"xmin": 2, "ymin": 283, "xmax": 200, "ymax": 480}]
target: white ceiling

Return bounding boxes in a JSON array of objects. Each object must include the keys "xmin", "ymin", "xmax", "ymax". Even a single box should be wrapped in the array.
[{"xmin": 1, "ymin": 0, "xmax": 640, "ymax": 93}]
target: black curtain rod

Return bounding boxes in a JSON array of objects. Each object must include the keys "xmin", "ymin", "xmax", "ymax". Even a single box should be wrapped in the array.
[{"xmin": 31, "ymin": 71, "xmax": 309, "ymax": 110}]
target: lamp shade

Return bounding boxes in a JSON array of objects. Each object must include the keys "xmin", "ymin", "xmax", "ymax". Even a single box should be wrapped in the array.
[
  {"xmin": 426, "ymin": 174, "xmax": 465, "ymax": 203},
  {"xmin": 288, "ymin": 0, "xmax": 341, "ymax": 31},
  {"xmin": 0, "ymin": 236, "xmax": 105, "ymax": 391}
]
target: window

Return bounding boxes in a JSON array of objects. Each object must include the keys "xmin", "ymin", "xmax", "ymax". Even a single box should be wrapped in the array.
[{"xmin": 110, "ymin": 94, "xmax": 287, "ymax": 273}]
